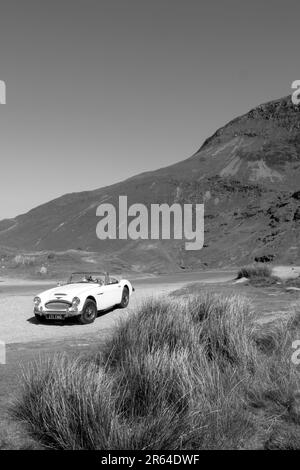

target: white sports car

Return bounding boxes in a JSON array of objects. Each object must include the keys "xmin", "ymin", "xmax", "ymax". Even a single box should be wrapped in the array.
[{"xmin": 33, "ymin": 272, "xmax": 134, "ymax": 324}]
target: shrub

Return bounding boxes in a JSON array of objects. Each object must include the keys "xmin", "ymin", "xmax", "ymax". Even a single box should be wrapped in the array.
[{"xmin": 237, "ymin": 263, "xmax": 272, "ymax": 280}]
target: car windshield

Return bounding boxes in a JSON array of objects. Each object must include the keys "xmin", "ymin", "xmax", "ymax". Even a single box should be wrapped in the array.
[
  {"xmin": 68, "ymin": 273, "xmax": 106, "ymax": 285},
  {"xmin": 67, "ymin": 273, "xmax": 119, "ymax": 285}
]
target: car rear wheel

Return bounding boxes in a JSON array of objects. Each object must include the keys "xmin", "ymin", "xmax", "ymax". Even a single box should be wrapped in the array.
[
  {"xmin": 119, "ymin": 287, "xmax": 130, "ymax": 308},
  {"xmin": 79, "ymin": 299, "xmax": 97, "ymax": 324}
]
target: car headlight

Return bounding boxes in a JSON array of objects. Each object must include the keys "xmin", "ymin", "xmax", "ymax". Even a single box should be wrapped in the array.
[
  {"xmin": 72, "ymin": 297, "xmax": 80, "ymax": 307},
  {"xmin": 34, "ymin": 296, "xmax": 41, "ymax": 306}
]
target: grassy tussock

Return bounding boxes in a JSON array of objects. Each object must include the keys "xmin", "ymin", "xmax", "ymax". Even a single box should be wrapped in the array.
[
  {"xmin": 14, "ymin": 357, "xmax": 125, "ymax": 450},
  {"xmin": 237, "ymin": 263, "xmax": 272, "ymax": 280},
  {"xmin": 13, "ymin": 294, "xmax": 300, "ymax": 450},
  {"xmin": 184, "ymin": 293, "xmax": 255, "ymax": 367}
]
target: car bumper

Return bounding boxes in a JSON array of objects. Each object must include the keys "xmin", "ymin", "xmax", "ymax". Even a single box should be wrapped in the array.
[{"xmin": 34, "ymin": 308, "xmax": 82, "ymax": 320}]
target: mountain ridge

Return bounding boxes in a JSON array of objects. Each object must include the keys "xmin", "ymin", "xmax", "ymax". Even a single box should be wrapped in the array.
[{"xmin": 1, "ymin": 94, "xmax": 300, "ymax": 272}]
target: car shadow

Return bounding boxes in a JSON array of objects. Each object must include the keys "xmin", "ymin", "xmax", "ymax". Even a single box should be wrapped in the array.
[
  {"xmin": 27, "ymin": 305, "xmax": 120, "ymax": 326},
  {"xmin": 97, "ymin": 305, "xmax": 119, "ymax": 317}
]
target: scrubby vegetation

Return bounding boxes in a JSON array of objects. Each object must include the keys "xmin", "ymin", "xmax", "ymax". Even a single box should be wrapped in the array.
[
  {"xmin": 13, "ymin": 294, "xmax": 300, "ymax": 449},
  {"xmin": 237, "ymin": 263, "xmax": 273, "ymax": 280},
  {"xmin": 236, "ymin": 263, "xmax": 279, "ymax": 287}
]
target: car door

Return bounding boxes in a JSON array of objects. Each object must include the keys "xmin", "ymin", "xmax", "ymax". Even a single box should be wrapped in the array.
[
  {"xmin": 95, "ymin": 283, "xmax": 120, "ymax": 310},
  {"xmin": 101, "ymin": 282, "xmax": 122, "ymax": 309},
  {"xmin": 95, "ymin": 284, "xmax": 110, "ymax": 310}
]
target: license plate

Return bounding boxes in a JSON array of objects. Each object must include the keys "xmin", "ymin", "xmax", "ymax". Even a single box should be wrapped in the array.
[{"xmin": 47, "ymin": 314, "xmax": 63, "ymax": 320}]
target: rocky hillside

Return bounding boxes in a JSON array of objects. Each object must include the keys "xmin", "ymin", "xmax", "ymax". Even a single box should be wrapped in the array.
[{"xmin": 1, "ymin": 95, "xmax": 300, "ymax": 272}]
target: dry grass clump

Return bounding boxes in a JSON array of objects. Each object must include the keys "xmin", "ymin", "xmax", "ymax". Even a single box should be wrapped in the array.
[
  {"xmin": 236, "ymin": 263, "xmax": 280, "ymax": 287},
  {"xmin": 237, "ymin": 263, "xmax": 272, "ymax": 280}
]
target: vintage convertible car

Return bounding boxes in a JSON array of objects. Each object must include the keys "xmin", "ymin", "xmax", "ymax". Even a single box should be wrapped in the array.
[{"xmin": 33, "ymin": 272, "xmax": 134, "ymax": 324}]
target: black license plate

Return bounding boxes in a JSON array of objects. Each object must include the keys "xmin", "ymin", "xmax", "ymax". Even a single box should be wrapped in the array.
[{"xmin": 46, "ymin": 314, "xmax": 63, "ymax": 320}]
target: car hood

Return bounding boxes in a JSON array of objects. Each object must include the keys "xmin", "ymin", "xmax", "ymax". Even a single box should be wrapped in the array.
[{"xmin": 37, "ymin": 283, "xmax": 98, "ymax": 302}]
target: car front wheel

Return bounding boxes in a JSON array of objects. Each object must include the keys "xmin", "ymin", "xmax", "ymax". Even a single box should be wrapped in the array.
[{"xmin": 79, "ymin": 299, "xmax": 97, "ymax": 324}]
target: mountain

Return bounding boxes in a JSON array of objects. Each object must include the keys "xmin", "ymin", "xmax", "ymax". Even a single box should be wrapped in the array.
[{"xmin": 1, "ymin": 95, "xmax": 300, "ymax": 272}]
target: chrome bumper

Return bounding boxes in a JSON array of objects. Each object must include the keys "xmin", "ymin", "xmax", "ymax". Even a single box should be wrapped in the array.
[{"xmin": 34, "ymin": 307, "xmax": 81, "ymax": 319}]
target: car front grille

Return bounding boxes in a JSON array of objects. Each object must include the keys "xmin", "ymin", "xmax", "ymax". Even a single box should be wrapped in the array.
[{"xmin": 45, "ymin": 301, "xmax": 72, "ymax": 311}]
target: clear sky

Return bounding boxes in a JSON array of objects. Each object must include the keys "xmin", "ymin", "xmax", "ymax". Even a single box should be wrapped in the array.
[{"xmin": 0, "ymin": 0, "xmax": 298, "ymax": 219}]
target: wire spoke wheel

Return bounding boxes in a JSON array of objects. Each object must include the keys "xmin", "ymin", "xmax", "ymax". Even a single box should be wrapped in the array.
[{"xmin": 79, "ymin": 300, "xmax": 97, "ymax": 324}]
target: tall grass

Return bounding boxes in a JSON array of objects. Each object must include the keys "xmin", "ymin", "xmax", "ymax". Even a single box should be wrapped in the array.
[
  {"xmin": 14, "ymin": 357, "xmax": 127, "ymax": 450},
  {"xmin": 237, "ymin": 263, "xmax": 272, "ymax": 280},
  {"xmin": 13, "ymin": 294, "xmax": 300, "ymax": 449}
]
